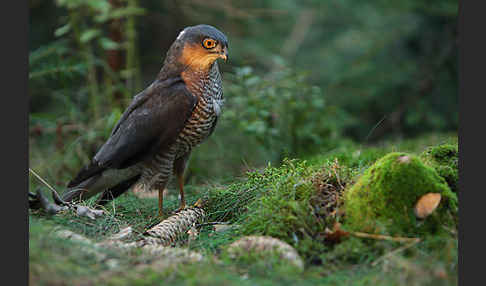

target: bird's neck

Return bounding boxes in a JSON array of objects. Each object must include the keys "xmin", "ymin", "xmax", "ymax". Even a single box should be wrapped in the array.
[{"xmin": 181, "ymin": 63, "xmax": 219, "ymax": 101}]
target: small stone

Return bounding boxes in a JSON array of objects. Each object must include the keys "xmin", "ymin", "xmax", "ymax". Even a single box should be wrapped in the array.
[{"xmin": 227, "ymin": 236, "xmax": 304, "ymax": 270}]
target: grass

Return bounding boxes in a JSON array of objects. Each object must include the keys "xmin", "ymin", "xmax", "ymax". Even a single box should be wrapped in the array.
[{"xmin": 29, "ymin": 133, "xmax": 458, "ymax": 286}]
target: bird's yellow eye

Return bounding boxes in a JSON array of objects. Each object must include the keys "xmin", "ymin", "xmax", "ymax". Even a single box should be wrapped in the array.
[{"xmin": 202, "ymin": 38, "xmax": 217, "ymax": 49}]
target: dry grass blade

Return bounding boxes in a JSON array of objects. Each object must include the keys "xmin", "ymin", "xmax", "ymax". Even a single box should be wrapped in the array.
[
  {"xmin": 29, "ymin": 168, "xmax": 59, "ymax": 195},
  {"xmin": 29, "ymin": 168, "xmax": 70, "ymax": 206},
  {"xmin": 310, "ymin": 159, "xmax": 351, "ymax": 220}
]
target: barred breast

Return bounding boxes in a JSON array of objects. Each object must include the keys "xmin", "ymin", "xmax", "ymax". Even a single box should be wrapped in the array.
[
  {"xmin": 139, "ymin": 63, "xmax": 223, "ymax": 191},
  {"xmin": 174, "ymin": 62, "xmax": 223, "ymax": 157}
]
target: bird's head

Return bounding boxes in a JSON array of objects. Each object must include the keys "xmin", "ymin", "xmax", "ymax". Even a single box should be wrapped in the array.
[{"xmin": 167, "ymin": 24, "xmax": 228, "ymax": 72}]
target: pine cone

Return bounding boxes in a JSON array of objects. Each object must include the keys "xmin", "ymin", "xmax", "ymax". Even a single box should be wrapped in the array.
[{"xmin": 143, "ymin": 207, "xmax": 205, "ymax": 246}]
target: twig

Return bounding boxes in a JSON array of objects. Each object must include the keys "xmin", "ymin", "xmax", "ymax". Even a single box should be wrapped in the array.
[
  {"xmin": 29, "ymin": 170, "xmax": 104, "ymax": 219},
  {"xmin": 29, "ymin": 168, "xmax": 59, "ymax": 195},
  {"xmin": 34, "ymin": 189, "xmax": 68, "ymax": 215},
  {"xmin": 350, "ymin": 231, "xmax": 421, "ymax": 243},
  {"xmin": 29, "ymin": 168, "xmax": 70, "ymax": 206},
  {"xmin": 364, "ymin": 115, "xmax": 387, "ymax": 143}
]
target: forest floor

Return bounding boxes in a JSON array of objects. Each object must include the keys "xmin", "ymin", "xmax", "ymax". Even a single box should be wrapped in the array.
[{"xmin": 29, "ymin": 133, "xmax": 458, "ymax": 286}]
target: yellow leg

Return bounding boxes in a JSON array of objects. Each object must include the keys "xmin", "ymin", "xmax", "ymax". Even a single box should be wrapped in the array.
[
  {"xmin": 175, "ymin": 175, "xmax": 186, "ymax": 212},
  {"xmin": 158, "ymin": 189, "xmax": 164, "ymax": 218}
]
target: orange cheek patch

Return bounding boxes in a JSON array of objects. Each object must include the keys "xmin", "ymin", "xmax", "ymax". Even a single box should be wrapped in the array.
[{"xmin": 180, "ymin": 44, "xmax": 218, "ymax": 70}]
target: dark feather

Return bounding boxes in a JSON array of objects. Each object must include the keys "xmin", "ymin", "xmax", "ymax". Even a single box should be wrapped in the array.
[
  {"xmin": 67, "ymin": 161, "xmax": 105, "ymax": 188},
  {"xmin": 208, "ymin": 116, "xmax": 218, "ymax": 137},
  {"xmin": 67, "ymin": 77, "xmax": 197, "ymax": 188},
  {"xmin": 96, "ymin": 174, "xmax": 141, "ymax": 206}
]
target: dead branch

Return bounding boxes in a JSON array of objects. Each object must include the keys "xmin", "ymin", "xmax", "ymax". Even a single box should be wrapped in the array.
[
  {"xmin": 52, "ymin": 207, "xmax": 207, "ymax": 269},
  {"xmin": 29, "ymin": 168, "xmax": 106, "ymax": 219},
  {"xmin": 29, "ymin": 168, "xmax": 64, "ymax": 201},
  {"xmin": 55, "ymin": 228, "xmax": 204, "ymax": 268},
  {"xmin": 324, "ymin": 222, "xmax": 421, "ymax": 245},
  {"xmin": 350, "ymin": 231, "xmax": 421, "ymax": 244},
  {"xmin": 33, "ymin": 189, "xmax": 68, "ymax": 215}
]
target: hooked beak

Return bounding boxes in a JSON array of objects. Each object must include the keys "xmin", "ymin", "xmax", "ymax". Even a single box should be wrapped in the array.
[{"xmin": 219, "ymin": 46, "xmax": 228, "ymax": 62}]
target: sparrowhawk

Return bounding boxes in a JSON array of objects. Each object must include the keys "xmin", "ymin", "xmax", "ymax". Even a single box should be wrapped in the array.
[{"xmin": 62, "ymin": 24, "xmax": 229, "ymax": 217}]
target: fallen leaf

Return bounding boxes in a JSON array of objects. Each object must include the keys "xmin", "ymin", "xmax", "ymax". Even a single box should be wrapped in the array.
[
  {"xmin": 414, "ymin": 193, "xmax": 442, "ymax": 219},
  {"xmin": 324, "ymin": 222, "xmax": 350, "ymax": 244}
]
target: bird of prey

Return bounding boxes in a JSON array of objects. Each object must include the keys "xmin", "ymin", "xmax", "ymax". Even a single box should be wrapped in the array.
[{"xmin": 62, "ymin": 24, "xmax": 228, "ymax": 217}]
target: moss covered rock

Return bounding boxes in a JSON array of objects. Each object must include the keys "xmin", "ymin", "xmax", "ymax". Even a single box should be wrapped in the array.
[
  {"xmin": 344, "ymin": 152, "xmax": 457, "ymax": 235},
  {"xmin": 420, "ymin": 144, "xmax": 458, "ymax": 193}
]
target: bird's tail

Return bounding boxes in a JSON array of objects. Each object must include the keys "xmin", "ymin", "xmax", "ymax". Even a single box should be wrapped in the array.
[
  {"xmin": 61, "ymin": 173, "xmax": 101, "ymax": 202},
  {"xmin": 62, "ymin": 166, "xmax": 141, "ymax": 203}
]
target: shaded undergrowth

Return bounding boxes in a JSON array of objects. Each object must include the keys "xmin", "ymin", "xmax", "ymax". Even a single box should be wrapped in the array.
[{"xmin": 29, "ymin": 133, "xmax": 458, "ymax": 286}]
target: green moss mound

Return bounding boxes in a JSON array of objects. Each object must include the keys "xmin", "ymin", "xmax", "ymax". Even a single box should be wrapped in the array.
[
  {"xmin": 420, "ymin": 144, "xmax": 458, "ymax": 193},
  {"xmin": 344, "ymin": 152, "xmax": 457, "ymax": 235},
  {"xmin": 200, "ymin": 158, "xmax": 357, "ymax": 262}
]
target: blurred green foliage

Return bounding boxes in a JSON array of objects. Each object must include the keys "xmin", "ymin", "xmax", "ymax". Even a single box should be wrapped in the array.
[
  {"xmin": 29, "ymin": 0, "xmax": 458, "ymax": 183},
  {"xmin": 225, "ymin": 66, "xmax": 347, "ymax": 156}
]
